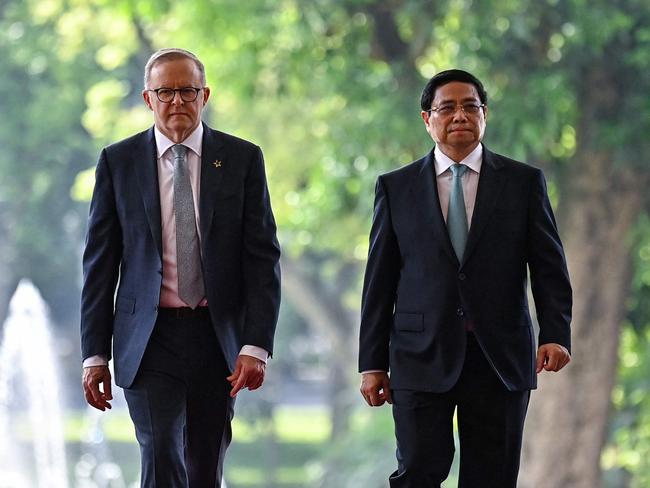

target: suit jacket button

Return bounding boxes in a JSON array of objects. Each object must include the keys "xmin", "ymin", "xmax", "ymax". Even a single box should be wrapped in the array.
[
  {"xmin": 458, "ymin": 273, "xmax": 466, "ymax": 280},
  {"xmin": 456, "ymin": 308, "xmax": 464, "ymax": 317}
]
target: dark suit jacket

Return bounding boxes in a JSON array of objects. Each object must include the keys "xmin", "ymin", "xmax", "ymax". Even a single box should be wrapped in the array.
[
  {"xmin": 359, "ymin": 146, "xmax": 571, "ymax": 392},
  {"xmin": 81, "ymin": 123, "xmax": 281, "ymax": 388}
]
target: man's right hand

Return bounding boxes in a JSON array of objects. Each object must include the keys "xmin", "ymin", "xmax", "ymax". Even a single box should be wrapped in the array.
[
  {"xmin": 360, "ymin": 371, "xmax": 392, "ymax": 407},
  {"xmin": 83, "ymin": 365, "xmax": 113, "ymax": 411}
]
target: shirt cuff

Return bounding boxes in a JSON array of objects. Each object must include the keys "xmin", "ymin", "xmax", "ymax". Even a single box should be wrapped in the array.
[
  {"xmin": 83, "ymin": 354, "xmax": 108, "ymax": 368},
  {"xmin": 239, "ymin": 345, "xmax": 269, "ymax": 363},
  {"xmin": 361, "ymin": 370, "xmax": 387, "ymax": 374}
]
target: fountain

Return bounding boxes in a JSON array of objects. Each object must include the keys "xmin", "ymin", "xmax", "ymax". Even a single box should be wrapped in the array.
[
  {"xmin": 0, "ymin": 280, "xmax": 69, "ymax": 487},
  {"xmin": 0, "ymin": 281, "xmax": 224, "ymax": 488}
]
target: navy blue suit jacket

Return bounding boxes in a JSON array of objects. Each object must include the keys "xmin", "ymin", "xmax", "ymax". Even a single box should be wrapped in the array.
[
  {"xmin": 81, "ymin": 124, "xmax": 281, "ymax": 388},
  {"xmin": 359, "ymin": 146, "xmax": 571, "ymax": 392}
]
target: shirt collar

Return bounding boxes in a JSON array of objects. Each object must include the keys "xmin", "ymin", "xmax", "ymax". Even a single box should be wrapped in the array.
[
  {"xmin": 434, "ymin": 143, "xmax": 483, "ymax": 176},
  {"xmin": 154, "ymin": 123, "xmax": 204, "ymax": 159}
]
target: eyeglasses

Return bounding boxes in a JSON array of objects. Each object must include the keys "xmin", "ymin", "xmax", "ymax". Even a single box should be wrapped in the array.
[
  {"xmin": 427, "ymin": 102, "xmax": 486, "ymax": 117},
  {"xmin": 147, "ymin": 87, "xmax": 204, "ymax": 103}
]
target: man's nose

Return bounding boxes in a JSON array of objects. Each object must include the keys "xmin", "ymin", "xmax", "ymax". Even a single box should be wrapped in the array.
[
  {"xmin": 451, "ymin": 106, "xmax": 468, "ymax": 121},
  {"xmin": 171, "ymin": 90, "xmax": 184, "ymax": 105}
]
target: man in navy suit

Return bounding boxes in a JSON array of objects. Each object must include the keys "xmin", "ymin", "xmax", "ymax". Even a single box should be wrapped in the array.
[
  {"xmin": 81, "ymin": 48, "xmax": 280, "ymax": 487},
  {"xmin": 359, "ymin": 70, "xmax": 572, "ymax": 487}
]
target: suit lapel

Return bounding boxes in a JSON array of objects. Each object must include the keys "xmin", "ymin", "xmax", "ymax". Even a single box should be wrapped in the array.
[
  {"xmin": 462, "ymin": 148, "xmax": 506, "ymax": 267},
  {"xmin": 134, "ymin": 127, "xmax": 163, "ymax": 258},
  {"xmin": 410, "ymin": 150, "xmax": 459, "ymax": 265},
  {"xmin": 198, "ymin": 123, "xmax": 225, "ymax": 243}
]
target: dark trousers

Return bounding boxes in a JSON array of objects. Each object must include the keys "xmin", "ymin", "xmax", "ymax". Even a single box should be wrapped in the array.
[
  {"xmin": 389, "ymin": 333, "xmax": 530, "ymax": 488},
  {"xmin": 124, "ymin": 309, "xmax": 234, "ymax": 488}
]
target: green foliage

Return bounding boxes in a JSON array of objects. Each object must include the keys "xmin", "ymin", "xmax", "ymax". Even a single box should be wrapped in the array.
[
  {"xmin": 56, "ymin": 0, "xmax": 650, "ymax": 278},
  {"xmin": 604, "ymin": 215, "xmax": 650, "ymax": 486},
  {"xmin": 605, "ymin": 327, "xmax": 650, "ymax": 488},
  {"xmin": 0, "ymin": 0, "xmax": 105, "ymax": 321},
  {"xmin": 627, "ymin": 215, "xmax": 650, "ymax": 334},
  {"xmin": 2, "ymin": 0, "xmax": 650, "ymax": 485}
]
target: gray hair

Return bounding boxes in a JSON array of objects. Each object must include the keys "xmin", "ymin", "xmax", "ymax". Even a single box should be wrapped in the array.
[{"xmin": 143, "ymin": 48, "xmax": 206, "ymax": 88}]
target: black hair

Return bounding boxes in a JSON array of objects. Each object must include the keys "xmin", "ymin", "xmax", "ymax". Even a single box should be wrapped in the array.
[{"xmin": 420, "ymin": 69, "xmax": 488, "ymax": 110}]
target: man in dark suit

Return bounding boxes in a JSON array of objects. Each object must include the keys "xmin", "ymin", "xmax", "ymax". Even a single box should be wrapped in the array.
[
  {"xmin": 81, "ymin": 48, "xmax": 281, "ymax": 487},
  {"xmin": 358, "ymin": 69, "xmax": 572, "ymax": 487}
]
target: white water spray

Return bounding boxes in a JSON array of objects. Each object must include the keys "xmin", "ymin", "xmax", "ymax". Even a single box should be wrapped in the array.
[{"xmin": 0, "ymin": 280, "xmax": 68, "ymax": 488}]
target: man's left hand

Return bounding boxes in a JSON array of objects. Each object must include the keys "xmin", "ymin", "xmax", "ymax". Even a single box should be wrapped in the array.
[
  {"xmin": 227, "ymin": 355, "xmax": 266, "ymax": 397},
  {"xmin": 536, "ymin": 343, "xmax": 571, "ymax": 373}
]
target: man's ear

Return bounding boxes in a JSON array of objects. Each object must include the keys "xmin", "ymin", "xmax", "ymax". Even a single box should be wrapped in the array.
[
  {"xmin": 202, "ymin": 86, "xmax": 211, "ymax": 106},
  {"xmin": 142, "ymin": 90, "xmax": 154, "ymax": 111}
]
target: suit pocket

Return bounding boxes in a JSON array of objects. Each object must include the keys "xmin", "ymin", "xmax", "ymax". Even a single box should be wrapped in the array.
[
  {"xmin": 394, "ymin": 312, "xmax": 423, "ymax": 332},
  {"xmin": 115, "ymin": 294, "xmax": 135, "ymax": 314}
]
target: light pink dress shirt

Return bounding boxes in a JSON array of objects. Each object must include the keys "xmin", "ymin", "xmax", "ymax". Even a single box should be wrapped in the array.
[
  {"xmin": 83, "ymin": 124, "xmax": 268, "ymax": 367},
  {"xmin": 156, "ymin": 125, "xmax": 206, "ymax": 308}
]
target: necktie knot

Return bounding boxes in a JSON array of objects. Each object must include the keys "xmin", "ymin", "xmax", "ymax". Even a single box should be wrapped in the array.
[
  {"xmin": 171, "ymin": 144, "xmax": 187, "ymax": 160},
  {"xmin": 450, "ymin": 164, "xmax": 468, "ymax": 178}
]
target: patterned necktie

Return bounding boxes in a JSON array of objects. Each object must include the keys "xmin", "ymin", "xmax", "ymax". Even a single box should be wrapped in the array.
[
  {"xmin": 447, "ymin": 163, "xmax": 469, "ymax": 262},
  {"xmin": 171, "ymin": 144, "xmax": 205, "ymax": 308}
]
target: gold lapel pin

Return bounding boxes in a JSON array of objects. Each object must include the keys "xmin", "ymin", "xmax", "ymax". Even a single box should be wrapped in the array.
[{"xmin": 213, "ymin": 159, "xmax": 222, "ymax": 169}]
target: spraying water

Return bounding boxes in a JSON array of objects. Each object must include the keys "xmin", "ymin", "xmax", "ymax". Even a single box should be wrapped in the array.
[{"xmin": 0, "ymin": 280, "xmax": 69, "ymax": 488}]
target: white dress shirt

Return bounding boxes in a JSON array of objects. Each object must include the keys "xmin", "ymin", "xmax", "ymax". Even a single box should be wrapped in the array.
[
  {"xmin": 433, "ymin": 143, "xmax": 482, "ymax": 227},
  {"xmin": 83, "ymin": 124, "xmax": 268, "ymax": 367}
]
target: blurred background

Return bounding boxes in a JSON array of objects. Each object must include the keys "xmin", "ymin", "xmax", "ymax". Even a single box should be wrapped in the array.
[{"xmin": 1, "ymin": 0, "xmax": 649, "ymax": 487}]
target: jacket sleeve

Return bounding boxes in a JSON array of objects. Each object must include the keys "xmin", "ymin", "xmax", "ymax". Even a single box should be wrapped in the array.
[
  {"xmin": 80, "ymin": 149, "xmax": 122, "ymax": 362},
  {"xmin": 527, "ymin": 169, "xmax": 572, "ymax": 352},
  {"xmin": 359, "ymin": 176, "xmax": 401, "ymax": 372},
  {"xmin": 240, "ymin": 146, "xmax": 281, "ymax": 354}
]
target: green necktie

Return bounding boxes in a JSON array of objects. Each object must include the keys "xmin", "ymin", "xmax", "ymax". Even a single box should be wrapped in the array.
[{"xmin": 447, "ymin": 164, "xmax": 468, "ymax": 262}]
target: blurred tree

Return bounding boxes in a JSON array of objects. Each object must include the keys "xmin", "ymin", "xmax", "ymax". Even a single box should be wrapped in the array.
[
  {"xmin": 179, "ymin": 1, "xmax": 649, "ymax": 486},
  {"xmin": 168, "ymin": 2, "xmax": 650, "ymax": 486},
  {"xmin": 0, "ymin": 0, "xmax": 104, "ymax": 325},
  {"xmin": 455, "ymin": 3, "xmax": 650, "ymax": 487},
  {"xmin": 603, "ymin": 217, "xmax": 650, "ymax": 488},
  {"xmin": 2, "ymin": 0, "xmax": 650, "ymax": 486},
  {"xmin": 0, "ymin": 0, "xmax": 167, "ymax": 408}
]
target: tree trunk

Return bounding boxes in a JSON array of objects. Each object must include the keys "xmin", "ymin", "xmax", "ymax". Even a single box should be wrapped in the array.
[
  {"xmin": 281, "ymin": 256, "xmax": 354, "ymax": 367},
  {"xmin": 520, "ymin": 153, "xmax": 647, "ymax": 488},
  {"xmin": 329, "ymin": 361, "xmax": 354, "ymax": 441},
  {"xmin": 282, "ymin": 254, "xmax": 364, "ymax": 485},
  {"xmin": 281, "ymin": 256, "xmax": 358, "ymax": 439}
]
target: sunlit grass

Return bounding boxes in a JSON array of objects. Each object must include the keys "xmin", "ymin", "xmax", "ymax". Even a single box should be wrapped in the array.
[
  {"xmin": 63, "ymin": 405, "xmax": 332, "ymax": 444},
  {"xmin": 226, "ymin": 466, "xmax": 312, "ymax": 485},
  {"xmin": 57, "ymin": 405, "xmax": 401, "ymax": 487},
  {"xmin": 272, "ymin": 406, "xmax": 331, "ymax": 442},
  {"xmin": 64, "ymin": 409, "xmax": 135, "ymax": 442}
]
